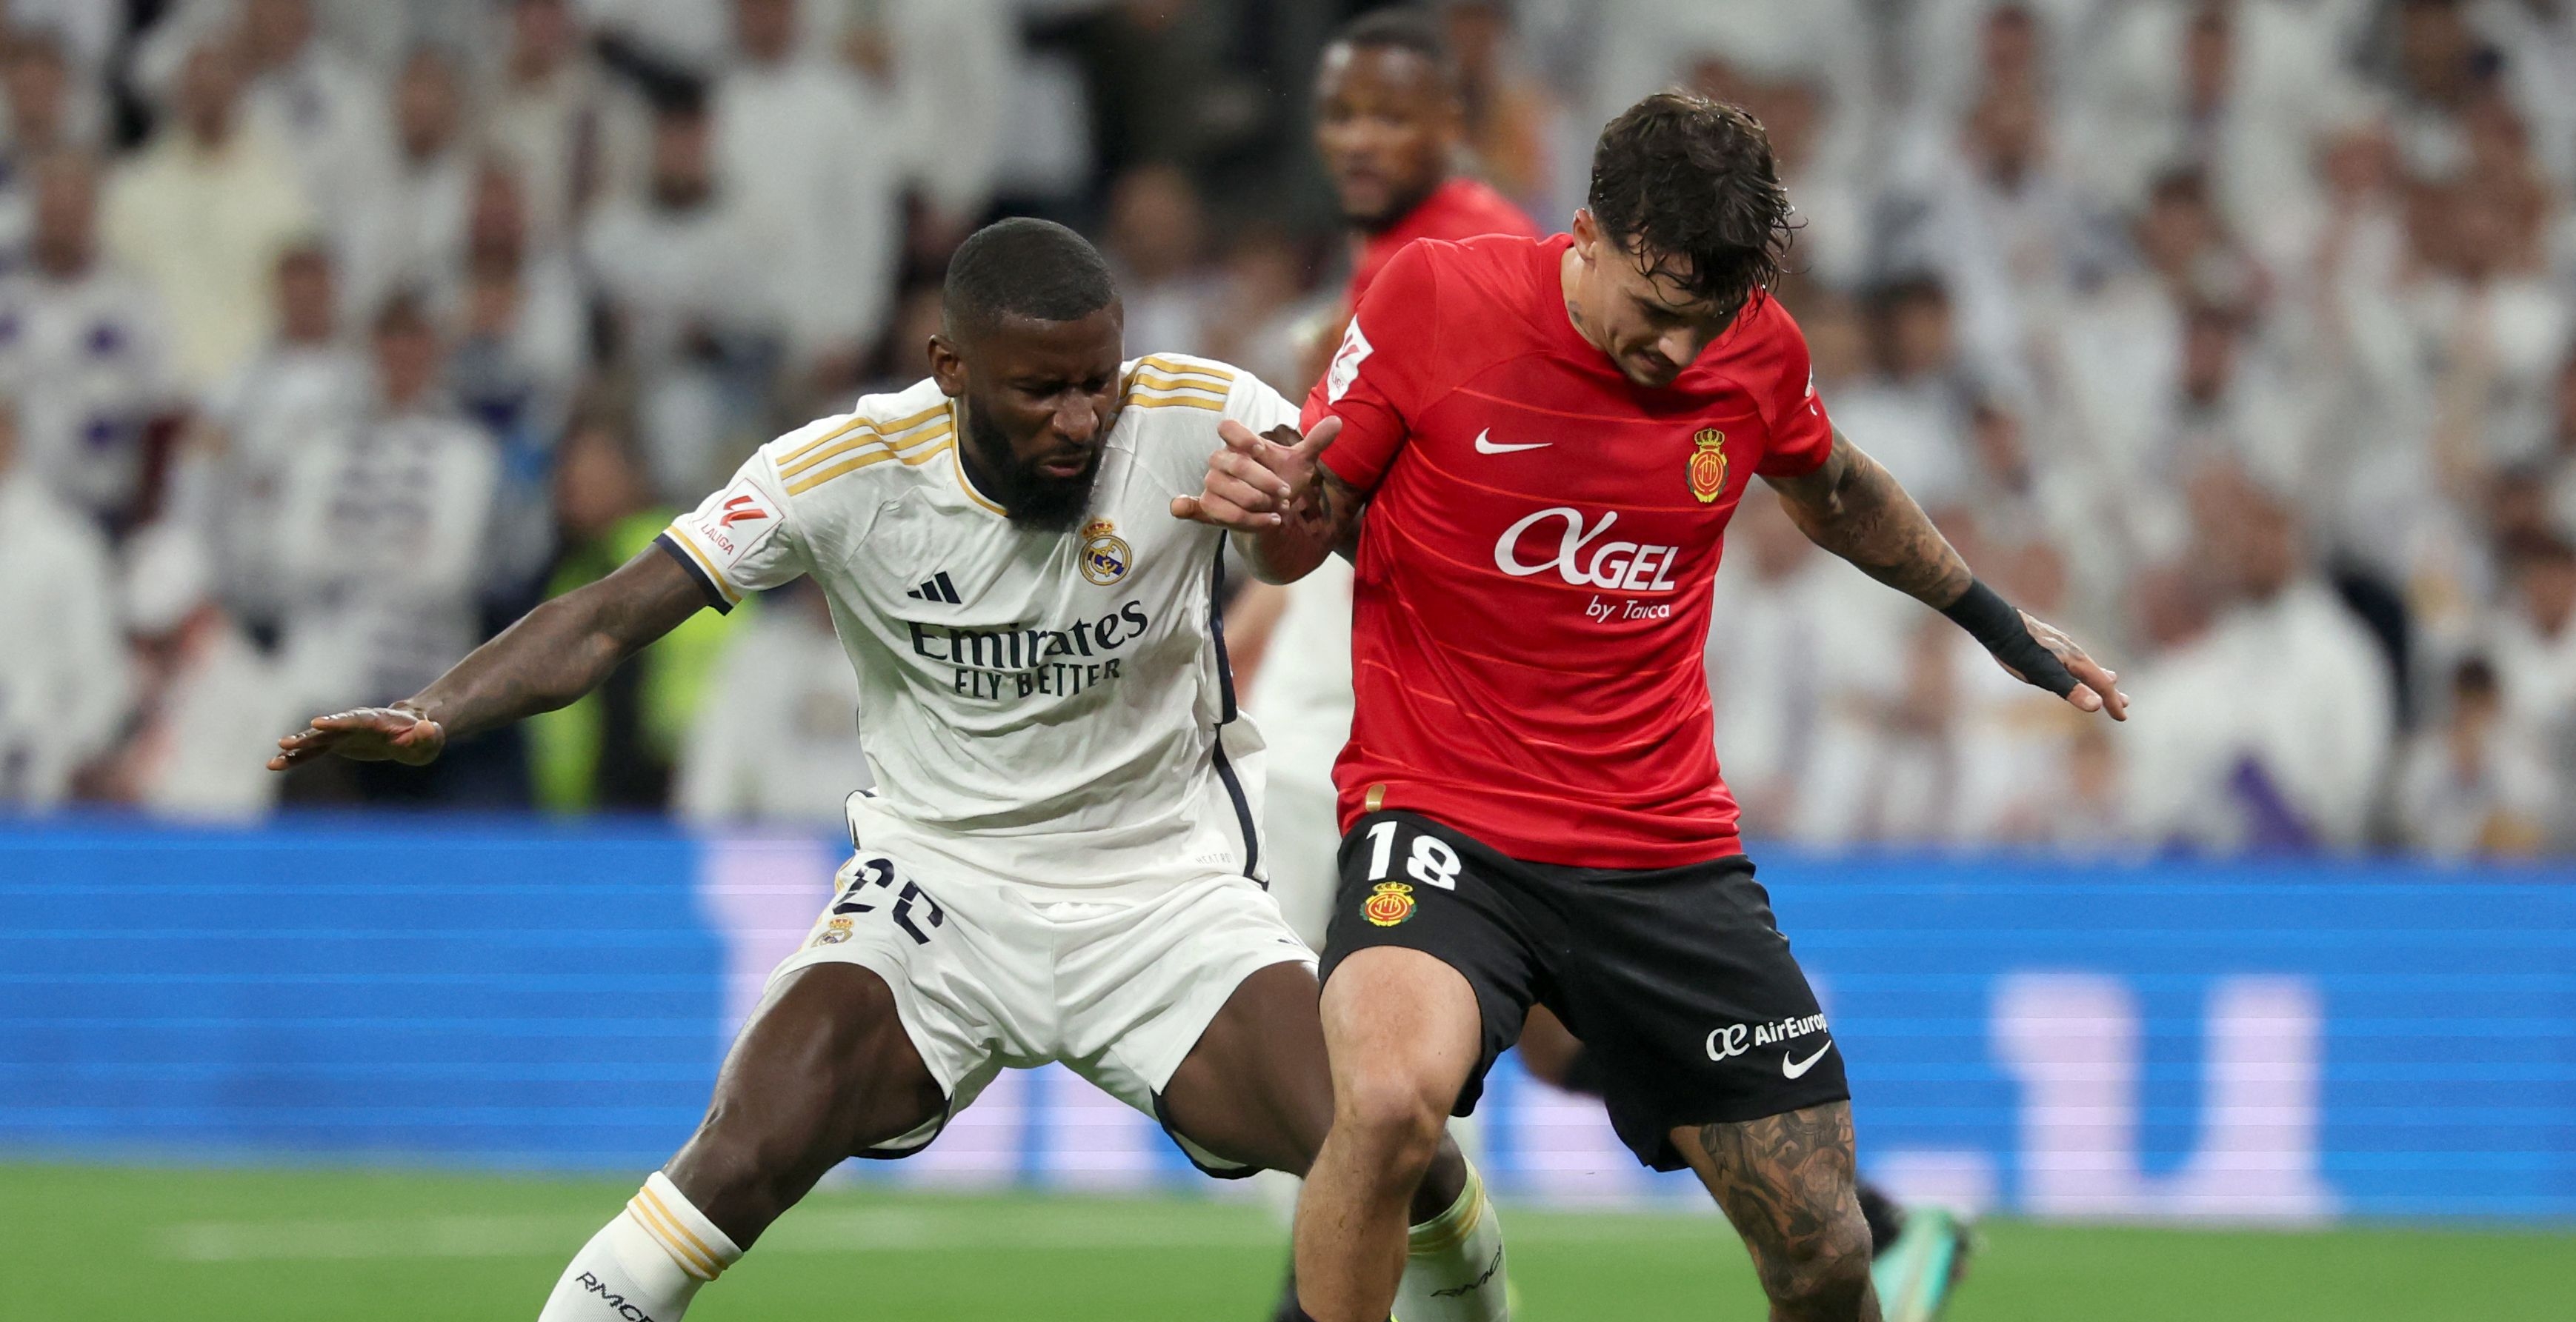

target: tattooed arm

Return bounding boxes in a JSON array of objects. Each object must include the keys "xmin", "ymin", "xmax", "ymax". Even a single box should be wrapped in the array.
[
  {"xmin": 1172, "ymin": 416, "xmax": 1368, "ymax": 584},
  {"xmin": 1763, "ymin": 429, "xmax": 2129, "ymax": 719},
  {"xmin": 267, "ymin": 548, "xmax": 711, "ymax": 770},
  {"xmin": 1760, "ymin": 429, "xmax": 1972, "ymax": 610}
]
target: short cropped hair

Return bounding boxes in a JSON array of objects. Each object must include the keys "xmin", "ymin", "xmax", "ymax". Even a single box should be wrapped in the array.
[
  {"xmin": 942, "ymin": 216, "xmax": 1119, "ymax": 338},
  {"xmin": 1329, "ymin": 7, "xmax": 1456, "ymax": 87},
  {"xmin": 1587, "ymin": 92, "xmax": 1795, "ymax": 309}
]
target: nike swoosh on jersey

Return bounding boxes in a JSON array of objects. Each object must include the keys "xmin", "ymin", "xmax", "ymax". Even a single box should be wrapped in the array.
[
  {"xmin": 1783, "ymin": 1040, "xmax": 1834, "ymax": 1079},
  {"xmin": 1473, "ymin": 428, "xmax": 1549, "ymax": 454}
]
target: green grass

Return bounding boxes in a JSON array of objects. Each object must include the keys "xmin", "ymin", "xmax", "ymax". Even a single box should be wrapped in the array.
[{"xmin": 1, "ymin": 1162, "xmax": 2564, "ymax": 1321}]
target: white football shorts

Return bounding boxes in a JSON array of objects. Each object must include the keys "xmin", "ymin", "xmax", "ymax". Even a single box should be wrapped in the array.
[{"xmin": 762, "ymin": 844, "xmax": 1316, "ymax": 1173}]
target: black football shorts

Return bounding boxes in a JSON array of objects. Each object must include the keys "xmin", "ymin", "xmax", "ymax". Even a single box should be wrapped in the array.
[{"xmin": 1319, "ymin": 809, "xmax": 1850, "ymax": 1171}]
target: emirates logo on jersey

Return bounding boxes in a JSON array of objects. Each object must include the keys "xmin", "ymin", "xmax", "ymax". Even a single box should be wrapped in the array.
[{"xmin": 1688, "ymin": 429, "xmax": 1728, "ymax": 504}]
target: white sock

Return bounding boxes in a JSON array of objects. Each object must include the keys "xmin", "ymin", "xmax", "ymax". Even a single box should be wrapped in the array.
[
  {"xmin": 538, "ymin": 1172, "xmax": 744, "ymax": 1322},
  {"xmin": 1395, "ymin": 1160, "xmax": 1511, "ymax": 1322}
]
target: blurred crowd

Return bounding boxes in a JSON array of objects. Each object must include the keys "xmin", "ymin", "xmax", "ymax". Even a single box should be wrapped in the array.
[{"xmin": 0, "ymin": 0, "xmax": 2570, "ymax": 860}]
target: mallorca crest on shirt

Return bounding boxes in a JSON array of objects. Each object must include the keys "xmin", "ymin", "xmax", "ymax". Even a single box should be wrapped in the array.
[
  {"xmin": 1688, "ymin": 428, "xmax": 1728, "ymax": 504},
  {"xmin": 1080, "ymin": 518, "xmax": 1132, "ymax": 585}
]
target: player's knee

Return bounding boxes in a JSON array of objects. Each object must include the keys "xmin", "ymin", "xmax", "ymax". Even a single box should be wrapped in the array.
[
  {"xmin": 1754, "ymin": 1207, "xmax": 1873, "ymax": 1315},
  {"xmin": 1333, "ymin": 1066, "xmax": 1450, "ymax": 1176}
]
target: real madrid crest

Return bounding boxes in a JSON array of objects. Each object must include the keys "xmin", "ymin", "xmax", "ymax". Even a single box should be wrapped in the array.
[
  {"xmin": 1688, "ymin": 428, "xmax": 1728, "ymax": 504},
  {"xmin": 1362, "ymin": 881, "xmax": 1416, "ymax": 927},
  {"xmin": 1080, "ymin": 518, "xmax": 1131, "ymax": 585}
]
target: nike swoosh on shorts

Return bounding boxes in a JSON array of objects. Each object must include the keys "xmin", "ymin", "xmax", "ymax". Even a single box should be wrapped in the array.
[{"xmin": 1783, "ymin": 1040, "xmax": 1834, "ymax": 1079}]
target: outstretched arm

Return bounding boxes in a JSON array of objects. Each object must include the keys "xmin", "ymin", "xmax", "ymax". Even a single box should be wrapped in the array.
[
  {"xmin": 1171, "ymin": 416, "xmax": 1366, "ymax": 584},
  {"xmin": 268, "ymin": 547, "xmax": 713, "ymax": 769},
  {"xmin": 1763, "ymin": 430, "xmax": 2129, "ymax": 720}
]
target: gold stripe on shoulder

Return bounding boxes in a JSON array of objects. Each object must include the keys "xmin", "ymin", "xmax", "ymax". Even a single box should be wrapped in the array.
[
  {"xmin": 1138, "ymin": 355, "xmax": 1234, "ymax": 386},
  {"xmin": 785, "ymin": 450, "xmax": 893, "ymax": 494},
  {"xmin": 777, "ymin": 421, "xmax": 949, "ymax": 482},
  {"xmin": 776, "ymin": 401, "xmax": 948, "ymax": 467},
  {"xmin": 1128, "ymin": 395, "xmax": 1225, "ymax": 413},
  {"xmin": 1128, "ymin": 373, "xmax": 1229, "ymax": 400},
  {"xmin": 785, "ymin": 430, "xmax": 954, "ymax": 495}
]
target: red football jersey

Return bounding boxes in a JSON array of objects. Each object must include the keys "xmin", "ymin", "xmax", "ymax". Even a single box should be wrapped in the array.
[
  {"xmin": 1347, "ymin": 177, "xmax": 1537, "ymax": 308},
  {"xmin": 1302, "ymin": 233, "xmax": 1834, "ymax": 867}
]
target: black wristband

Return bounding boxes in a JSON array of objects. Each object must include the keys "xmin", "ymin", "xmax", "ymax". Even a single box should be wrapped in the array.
[{"xmin": 1940, "ymin": 578, "xmax": 2079, "ymax": 698}]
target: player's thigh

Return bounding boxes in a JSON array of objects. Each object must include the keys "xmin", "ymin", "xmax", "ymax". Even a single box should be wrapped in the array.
[
  {"xmin": 1319, "ymin": 947, "xmax": 1484, "ymax": 1131},
  {"xmin": 682, "ymin": 961, "xmax": 945, "ymax": 1160},
  {"xmin": 677, "ymin": 852, "xmax": 1018, "ymax": 1178},
  {"xmin": 1156, "ymin": 958, "xmax": 1334, "ymax": 1175},
  {"xmin": 1514, "ymin": 1003, "xmax": 1585, "ymax": 1088},
  {"xmin": 1548, "ymin": 855, "xmax": 1848, "ymax": 1172},
  {"xmin": 1321, "ymin": 811, "xmax": 1547, "ymax": 1124},
  {"xmin": 1054, "ymin": 869, "xmax": 1317, "ymax": 1178}
]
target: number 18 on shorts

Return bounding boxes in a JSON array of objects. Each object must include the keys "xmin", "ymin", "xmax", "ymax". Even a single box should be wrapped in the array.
[{"xmin": 1319, "ymin": 810, "xmax": 1851, "ymax": 1172}]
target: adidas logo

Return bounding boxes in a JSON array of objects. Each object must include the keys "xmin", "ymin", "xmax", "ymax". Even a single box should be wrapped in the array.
[{"xmin": 905, "ymin": 572, "xmax": 963, "ymax": 605}]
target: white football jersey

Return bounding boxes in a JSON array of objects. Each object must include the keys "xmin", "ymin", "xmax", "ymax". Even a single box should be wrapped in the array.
[{"xmin": 659, "ymin": 355, "xmax": 1297, "ymax": 894}]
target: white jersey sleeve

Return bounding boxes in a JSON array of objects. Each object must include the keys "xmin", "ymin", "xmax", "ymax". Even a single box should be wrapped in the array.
[
  {"xmin": 1119, "ymin": 353, "xmax": 1300, "ymax": 501},
  {"xmin": 658, "ymin": 444, "xmax": 813, "ymax": 610},
  {"xmin": 1224, "ymin": 365, "xmax": 1300, "ymax": 438}
]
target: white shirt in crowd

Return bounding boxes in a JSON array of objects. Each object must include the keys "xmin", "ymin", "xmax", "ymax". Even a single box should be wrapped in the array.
[
  {"xmin": 185, "ymin": 335, "xmax": 371, "ymax": 628},
  {"xmin": 1703, "ymin": 537, "xmax": 1914, "ymax": 838},
  {"xmin": 274, "ymin": 404, "xmax": 497, "ymax": 708},
  {"xmin": 102, "ymin": 120, "xmax": 315, "ymax": 390},
  {"xmin": 2123, "ymin": 578, "xmax": 2394, "ymax": 851},
  {"xmin": 0, "ymin": 467, "xmax": 127, "ymax": 805},
  {"xmin": 0, "ymin": 260, "xmax": 176, "ymax": 521},
  {"xmin": 677, "ymin": 592, "xmax": 872, "ymax": 829},
  {"xmin": 713, "ymin": 53, "xmax": 902, "ymax": 363},
  {"xmin": 2393, "ymin": 721, "xmax": 2557, "ymax": 858}
]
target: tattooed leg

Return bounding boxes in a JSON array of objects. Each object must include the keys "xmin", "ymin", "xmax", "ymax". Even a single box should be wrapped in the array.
[{"xmin": 1671, "ymin": 1102, "xmax": 1881, "ymax": 1322}]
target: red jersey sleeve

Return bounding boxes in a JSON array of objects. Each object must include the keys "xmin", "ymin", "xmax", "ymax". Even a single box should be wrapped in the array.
[
  {"xmin": 1747, "ymin": 296, "xmax": 1835, "ymax": 478},
  {"xmin": 1305, "ymin": 239, "xmax": 1442, "ymax": 493}
]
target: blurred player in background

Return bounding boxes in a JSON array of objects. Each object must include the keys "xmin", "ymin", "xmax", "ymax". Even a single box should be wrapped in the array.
[
  {"xmin": 1179, "ymin": 93, "xmax": 2126, "ymax": 1322},
  {"xmin": 1233, "ymin": 13, "xmax": 1972, "ymax": 1320},
  {"xmin": 270, "ymin": 218, "xmax": 1511, "ymax": 1322}
]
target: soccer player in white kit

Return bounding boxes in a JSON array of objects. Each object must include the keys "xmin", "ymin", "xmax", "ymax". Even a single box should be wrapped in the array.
[{"xmin": 269, "ymin": 219, "xmax": 1511, "ymax": 1322}]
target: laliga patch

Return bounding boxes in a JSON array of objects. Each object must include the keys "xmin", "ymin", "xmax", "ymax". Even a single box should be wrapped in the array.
[
  {"xmin": 1324, "ymin": 318, "xmax": 1373, "ymax": 404},
  {"xmin": 1362, "ymin": 881, "xmax": 1416, "ymax": 927},
  {"xmin": 689, "ymin": 476, "xmax": 780, "ymax": 567}
]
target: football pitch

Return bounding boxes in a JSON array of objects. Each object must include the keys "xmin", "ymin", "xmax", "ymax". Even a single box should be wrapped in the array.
[{"xmin": 4, "ymin": 1162, "xmax": 2563, "ymax": 1322}]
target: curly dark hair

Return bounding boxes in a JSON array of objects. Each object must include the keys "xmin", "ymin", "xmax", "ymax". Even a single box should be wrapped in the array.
[{"xmin": 1586, "ymin": 92, "xmax": 1796, "ymax": 309}]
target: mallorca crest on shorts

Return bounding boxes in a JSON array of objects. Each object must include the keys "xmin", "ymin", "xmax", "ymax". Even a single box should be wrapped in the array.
[
  {"xmin": 1080, "ymin": 518, "xmax": 1131, "ymax": 585},
  {"xmin": 1362, "ymin": 881, "xmax": 1417, "ymax": 927},
  {"xmin": 1688, "ymin": 428, "xmax": 1728, "ymax": 504}
]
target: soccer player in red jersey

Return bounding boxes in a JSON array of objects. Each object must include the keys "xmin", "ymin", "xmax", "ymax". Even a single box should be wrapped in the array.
[
  {"xmin": 1176, "ymin": 93, "xmax": 2127, "ymax": 1322},
  {"xmin": 1319, "ymin": 10, "xmax": 1536, "ymax": 317}
]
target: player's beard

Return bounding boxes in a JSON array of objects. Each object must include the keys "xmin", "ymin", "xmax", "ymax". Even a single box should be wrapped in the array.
[{"xmin": 964, "ymin": 405, "xmax": 1101, "ymax": 533}]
